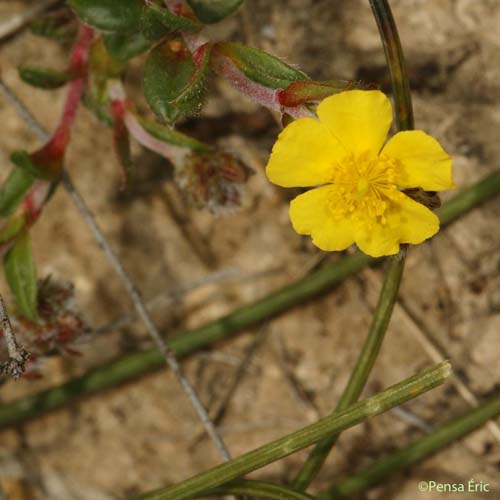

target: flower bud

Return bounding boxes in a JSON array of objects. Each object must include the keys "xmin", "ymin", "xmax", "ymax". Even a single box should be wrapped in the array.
[{"xmin": 176, "ymin": 151, "xmax": 253, "ymax": 214}]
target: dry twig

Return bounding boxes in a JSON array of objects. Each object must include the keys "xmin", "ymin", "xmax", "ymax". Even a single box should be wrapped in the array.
[
  {"xmin": 0, "ymin": 78, "xmax": 232, "ymax": 461},
  {"xmin": 0, "ymin": 294, "xmax": 30, "ymax": 379}
]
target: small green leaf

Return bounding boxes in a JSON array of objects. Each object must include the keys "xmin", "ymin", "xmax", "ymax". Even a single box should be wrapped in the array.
[
  {"xmin": 89, "ymin": 38, "xmax": 126, "ymax": 78},
  {"xmin": 0, "ymin": 215, "xmax": 27, "ymax": 245},
  {"xmin": 4, "ymin": 232, "xmax": 38, "ymax": 321},
  {"xmin": 104, "ymin": 31, "xmax": 153, "ymax": 62},
  {"xmin": 137, "ymin": 116, "xmax": 211, "ymax": 152},
  {"xmin": 214, "ymin": 42, "xmax": 309, "ymax": 89},
  {"xmin": 10, "ymin": 149, "xmax": 62, "ymax": 182},
  {"xmin": 30, "ymin": 17, "xmax": 76, "ymax": 43},
  {"xmin": 0, "ymin": 168, "xmax": 34, "ymax": 218},
  {"xmin": 141, "ymin": 4, "xmax": 202, "ymax": 41},
  {"xmin": 11, "ymin": 151, "xmax": 45, "ymax": 179},
  {"xmin": 18, "ymin": 66, "xmax": 71, "ymax": 89},
  {"xmin": 187, "ymin": 0, "xmax": 244, "ymax": 23},
  {"xmin": 68, "ymin": 0, "xmax": 143, "ymax": 33},
  {"xmin": 144, "ymin": 40, "xmax": 211, "ymax": 123}
]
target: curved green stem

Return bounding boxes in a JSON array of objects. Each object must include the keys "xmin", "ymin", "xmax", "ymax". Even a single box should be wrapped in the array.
[
  {"xmin": 131, "ymin": 362, "xmax": 450, "ymax": 500},
  {"xmin": 369, "ymin": 0, "xmax": 413, "ymax": 130},
  {"xmin": 0, "ymin": 170, "xmax": 499, "ymax": 428},
  {"xmin": 291, "ymin": 257, "xmax": 405, "ymax": 490},
  {"xmin": 292, "ymin": 0, "xmax": 413, "ymax": 490},
  {"xmin": 321, "ymin": 393, "xmax": 500, "ymax": 499}
]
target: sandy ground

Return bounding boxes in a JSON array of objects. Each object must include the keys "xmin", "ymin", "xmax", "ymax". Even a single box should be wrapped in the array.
[{"xmin": 0, "ymin": 1, "xmax": 500, "ymax": 499}]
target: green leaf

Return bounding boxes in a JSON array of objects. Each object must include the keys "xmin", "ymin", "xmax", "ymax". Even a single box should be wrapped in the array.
[
  {"xmin": 68, "ymin": 0, "xmax": 143, "ymax": 33},
  {"xmin": 10, "ymin": 149, "xmax": 62, "ymax": 182},
  {"xmin": 215, "ymin": 42, "xmax": 309, "ymax": 89},
  {"xmin": 4, "ymin": 232, "xmax": 38, "ymax": 322},
  {"xmin": 18, "ymin": 66, "xmax": 71, "ymax": 89},
  {"xmin": 30, "ymin": 17, "xmax": 76, "ymax": 43},
  {"xmin": 137, "ymin": 116, "xmax": 211, "ymax": 152},
  {"xmin": 0, "ymin": 168, "xmax": 34, "ymax": 218},
  {"xmin": 10, "ymin": 151, "xmax": 46, "ymax": 179},
  {"xmin": 89, "ymin": 37, "xmax": 126, "ymax": 78},
  {"xmin": 141, "ymin": 4, "xmax": 202, "ymax": 41},
  {"xmin": 144, "ymin": 40, "xmax": 211, "ymax": 123},
  {"xmin": 187, "ymin": 0, "xmax": 244, "ymax": 23},
  {"xmin": 104, "ymin": 31, "xmax": 153, "ymax": 62},
  {"xmin": 0, "ymin": 215, "xmax": 27, "ymax": 245}
]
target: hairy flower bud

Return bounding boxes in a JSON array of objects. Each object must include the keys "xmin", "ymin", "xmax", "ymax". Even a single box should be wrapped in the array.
[{"xmin": 176, "ymin": 151, "xmax": 253, "ymax": 214}]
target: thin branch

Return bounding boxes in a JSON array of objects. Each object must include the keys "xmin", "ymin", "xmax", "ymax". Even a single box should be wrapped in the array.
[
  {"xmin": 0, "ymin": 78, "xmax": 231, "ymax": 462},
  {"xmin": 0, "ymin": 169, "xmax": 499, "ymax": 427},
  {"xmin": 291, "ymin": 256, "xmax": 406, "ymax": 490},
  {"xmin": 292, "ymin": 0, "xmax": 415, "ymax": 488},
  {"xmin": 390, "ymin": 406, "xmax": 432, "ymax": 434},
  {"xmin": 131, "ymin": 362, "xmax": 451, "ymax": 500},
  {"xmin": 94, "ymin": 267, "xmax": 241, "ymax": 335},
  {"xmin": 362, "ymin": 265, "xmax": 500, "ymax": 445},
  {"xmin": 191, "ymin": 323, "xmax": 269, "ymax": 447},
  {"xmin": 0, "ymin": 294, "xmax": 30, "ymax": 379},
  {"xmin": 368, "ymin": 0, "xmax": 414, "ymax": 130}
]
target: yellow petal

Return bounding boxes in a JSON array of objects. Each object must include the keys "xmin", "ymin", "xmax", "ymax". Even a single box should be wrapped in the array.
[
  {"xmin": 265, "ymin": 117, "xmax": 342, "ymax": 187},
  {"xmin": 354, "ymin": 193, "xmax": 439, "ymax": 257},
  {"xmin": 316, "ymin": 90, "xmax": 393, "ymax": 156},
  {"xmin": 382, "ymin": 130, "xmax": 454, "ymax": 191},
  {"xmin": 289, "ymin": 185, "xmax": 355, "ymax": 251}
]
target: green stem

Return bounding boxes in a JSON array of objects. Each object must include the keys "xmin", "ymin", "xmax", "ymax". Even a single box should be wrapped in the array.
[
  {"xmin": 369, "ymin": 0, "xmax": 414, "ymax": 131},
  {"xmin": 131, "ymin": 362, "xmax": 450, "ymax": 500},
  {"xmin": 436, "ymin": 170, "xmax": 500, "ymax": 225},
  {"xmin": 0, "ymin": 251, "xmax": 371, "ymax": 428},
  {"xmin": 292, "ymin": 0, "xmax": 413, "ymax": 490},
  {"xmin": 200, "ymin": 479, "xmax": 316, "ymax": 500},
  {"xmin": 291, "ymin": 257, "xmax": 405, "ymax": 490},
  {"xmin": 321, "ymin": 393, "xmax": 500, "ymax": 499},
  {"xmin": 0, "ymin": 171, "xmax": 499, "ymax": 428}
]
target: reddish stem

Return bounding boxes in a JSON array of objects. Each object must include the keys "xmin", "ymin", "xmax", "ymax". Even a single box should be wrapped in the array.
[
  {"xmin": 48, "ymin": 78, "xmax": 85, "ymax": 158},
  {"xmin": 22, "ymin": 182, "xmax": 52, "ymax": 225},
  {"xmin": 122, "ymin": 108, "xmax": 187, "ymax": 164},
  {"xmin": 50, "ymin": 25, "xmax": 93, "ymax": 154},
  {"xmin": 212, "ymin": 55, "xmax": 313, "ymax": 120},
  {"xmin": 7, "ymin": 25, "xmax": 94, "ymax": 256}
]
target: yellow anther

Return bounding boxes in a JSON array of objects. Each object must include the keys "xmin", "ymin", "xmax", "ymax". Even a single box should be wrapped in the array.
[{"xmin": 329, "ymin": 152, "xmax": 398, "ymax": 222}]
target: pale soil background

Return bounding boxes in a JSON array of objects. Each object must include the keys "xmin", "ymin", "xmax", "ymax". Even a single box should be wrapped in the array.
[{"xmin": 1, "ymin": 0, "xmax": 500, "ymax": 499}]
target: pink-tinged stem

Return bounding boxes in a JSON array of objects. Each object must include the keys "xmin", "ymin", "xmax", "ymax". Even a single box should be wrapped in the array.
[
  {"xmin": 49, "ymin": 78, "xmax": 85, "ymax": 157},
  {"xmin": 122, "ymin": 107, "xmax": 187, "ymax": 164},
  {"xmin": 2, "ymin": 25, "xmax": 94, "ymax": 257},
  {"xmin": 213, "ymin": 56, "xmax": 313, "ymax": 119},
  {"xmin": 50, "ymin": 25, "xmax": 93, "ymax": 154},
  {"xmin": 70, "ymin": 25, "xmax": 93, "ymax": 77},
  {"xmin": 21, "ymin": 181, "xmax": 52, "ymax": 225}
]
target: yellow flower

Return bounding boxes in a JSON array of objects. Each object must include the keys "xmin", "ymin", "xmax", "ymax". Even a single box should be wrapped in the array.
[{"xmin": 266, "ymin": 90, "xmax": 454, "ymax": 257}]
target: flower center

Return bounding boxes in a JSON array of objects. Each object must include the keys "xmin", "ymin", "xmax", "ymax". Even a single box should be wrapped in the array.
[{"xmin": 328, "ymin": 152, "xmax": 398, "ymax": 223}]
